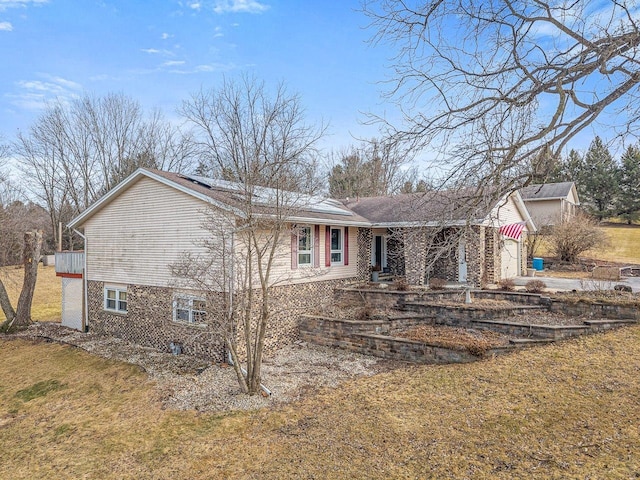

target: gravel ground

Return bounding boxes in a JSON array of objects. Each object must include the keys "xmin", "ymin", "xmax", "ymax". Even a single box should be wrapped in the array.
[{"xmin": 8, "ymin": 323, "xmax": 402, "ymax": 413}]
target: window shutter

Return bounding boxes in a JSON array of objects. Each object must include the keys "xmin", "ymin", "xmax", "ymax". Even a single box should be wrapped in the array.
[
  {"xmin": 325, "ymin": 225, "xmax": 331, "ymax": 267},
  {"xmin": 314, "ymin": 225, "xmax": 320, "ymax": 267},
  {"xmin": 291, "ymin": 227, "xmax": 298, "ymax": 270},
  {"xmin": 344, "ymin": 227, "xmax": 349, "ymax": 266}
]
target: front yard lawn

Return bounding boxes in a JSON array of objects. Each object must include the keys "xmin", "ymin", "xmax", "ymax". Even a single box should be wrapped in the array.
[{"xmin": 1, "ymin": 324, "xmax": 639, "ymax": 479}]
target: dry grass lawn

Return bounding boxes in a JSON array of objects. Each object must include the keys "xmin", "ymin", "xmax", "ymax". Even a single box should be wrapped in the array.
[
  {"xmin": 1, "ymin": 326, "xmax": 639, "ymax": 479},
  {"xmin": 535, "ymin": 224, "xmax": 640, "ymax": 266},
  {"xmin": 0, "ymin": 264, "xmax": 61, "ymax": 322}
]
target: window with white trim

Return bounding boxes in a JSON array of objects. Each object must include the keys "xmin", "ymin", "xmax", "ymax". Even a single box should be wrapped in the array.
[
  {"xmin": 330, "ymin": 227, "xmax": 343, "ymax": 264},
  {"xmin": 297, "ymin": 226, "xmax": 313, "ymax": 266},
  {"xmin": 104, "ymin": 286, "xmax": 127, "ymax": 313},
  {"xmin": 173, "ymin": 296, "xmax": 207, "ymax": 324}
]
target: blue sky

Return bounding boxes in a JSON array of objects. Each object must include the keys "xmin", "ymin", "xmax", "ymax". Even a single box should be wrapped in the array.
[{"xmin": 0, "ymin": 0, "xmax": 395, "ymax": 151}]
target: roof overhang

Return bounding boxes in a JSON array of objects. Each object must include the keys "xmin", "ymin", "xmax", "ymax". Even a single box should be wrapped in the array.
[{"xmin": 69, "ymin": 168, "xmax": 372, "ymax": 230}]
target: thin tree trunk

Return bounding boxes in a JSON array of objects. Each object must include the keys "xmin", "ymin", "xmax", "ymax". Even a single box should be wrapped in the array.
[
  {"xmin": 0, "ymin": 279, "xmax": 16, "ymax": 324},
  {"xmin": 1, "ymin": 230, "xmax": 42, "ymax": 332}
]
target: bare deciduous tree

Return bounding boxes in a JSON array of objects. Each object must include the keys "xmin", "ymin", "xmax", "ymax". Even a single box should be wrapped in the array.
[
  {"xmin": 363, "ymin": 0, "xmax": 640, "ymax": 190},
  {"xmin": 328, "ymin": 138, "xmax": 415, "ymax": 198},
  {"xmin": 175, "ymin": 75, "xmax": 325, "ymax": 395},
  {"xmin": 14, "ymin": 93, "xmax": 196, "ymax": 250}
]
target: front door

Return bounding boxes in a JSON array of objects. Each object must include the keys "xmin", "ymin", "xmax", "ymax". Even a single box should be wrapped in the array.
[
  {"xmin": 458, "ymin": 239, "xmax": 468, "ymax": 283},
  {"xmin": 371, "ymin": 235, "xmax": 387, "ymax": 269}
]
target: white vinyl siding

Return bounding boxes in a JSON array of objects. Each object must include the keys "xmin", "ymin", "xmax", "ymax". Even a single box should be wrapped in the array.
[
  {"xmin": 489, "ymin": 194, "xmax": 529, "ymax": 230},
  {"xmin": 266, "ymin": 224, "xmax": 358, "ymax": 285},
  {"xmin": 84, "ymin": 177, "xmax": 219, "ymax": 288}
]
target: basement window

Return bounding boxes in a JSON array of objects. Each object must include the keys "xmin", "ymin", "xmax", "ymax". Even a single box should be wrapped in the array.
[
  {"xmin": 173, "ymin": 296, "xmax": 207, "ymax": 325},
  {"xmin": 104, "ymin": 286, "xmax": 127, "ymax": 313}
]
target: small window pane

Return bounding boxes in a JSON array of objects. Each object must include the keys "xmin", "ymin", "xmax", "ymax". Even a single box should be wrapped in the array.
[
  {"xmin": 331, "ymin": 229, "xmax": 341, "ymax": 250},
  {"xmin": 106, "ymin": 298, "xmax": 116, "ymax": 309},
  {"xmin": 331, "ymin": 252, "xmax": 342, "ymax": 263},
  {"xmin": 298, "ymin": 227, "xmax": 311, "ymax": 250},
  {"xmin": 299, "ymin": 253, "xmax": 311, "ymax": 265},
  {"xmin": 176, "ymin": 309, "xmax": 189, "ymax": 322}
]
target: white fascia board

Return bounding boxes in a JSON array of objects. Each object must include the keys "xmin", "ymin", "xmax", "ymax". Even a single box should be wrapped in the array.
[
  {"xmin": 370, "ymin": 220, "xmax": 482, "ymax": 228},
  {"xmin": 523, "ymin": 196, "xmax": 567, "ymax": 202},
  {"xmin": 69, "ymin": 168, "xmax": 244, "ymax": 228},
  {"xmin": 513, "ymin": 190, "xmax": 537, "ymax": 232},
  {"xmin": 259, "ymin": 213, "xmax": 371, "ymax": 227}
]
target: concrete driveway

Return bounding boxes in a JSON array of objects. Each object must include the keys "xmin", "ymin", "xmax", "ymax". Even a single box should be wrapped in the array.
[{"xmin": 512, "ymin": 275, "xmax": 640, "ymax": 293}]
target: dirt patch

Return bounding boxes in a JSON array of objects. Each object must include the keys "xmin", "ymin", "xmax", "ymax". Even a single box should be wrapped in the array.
[{"xmin": 8, "ymin": 322, "xmax": 402, "ymax": 413}]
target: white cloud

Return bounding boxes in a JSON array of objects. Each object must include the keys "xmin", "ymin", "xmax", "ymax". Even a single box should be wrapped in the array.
[
  {"xmin": 141, "ymin": 48, "xmax": 175, "ymax": 56},
  {"xmin": 212, "ymin": 0, "xmax": 269, "ymax": 14},
  {"xmin": 0, "ymin": 0, "xmax": 48, "ymax": 12},
  {"xmin": 167, "ymin": 62, "xmax": 236, "ymax": 74},
  {"xmin": 162, "ymin": 60, "xmax": 185, "ymax": 67},
  {"xmin": 161, "ymin": 32, "xmax": 172, "ymax": 40},
  {"xmin": 0, "ymin": 21, "xmax": 12, "ymax": 30},
  {"xmin": 189, "ymin": 2, "xmax": 201, "ymax": 10},
  {"xmin": 8, "ymin": 74, "xmax": 82, "ymax": 111}
]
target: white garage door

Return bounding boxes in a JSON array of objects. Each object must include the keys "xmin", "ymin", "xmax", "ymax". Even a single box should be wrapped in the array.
[{"xmin": 501, "ymin": 239, "xmax": 520, "ymax": 279}]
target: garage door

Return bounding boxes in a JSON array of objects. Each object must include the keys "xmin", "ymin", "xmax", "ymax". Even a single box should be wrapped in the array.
[{"xmin": 501, "ymin": 239, "xmax": 520, "ymax": 279}]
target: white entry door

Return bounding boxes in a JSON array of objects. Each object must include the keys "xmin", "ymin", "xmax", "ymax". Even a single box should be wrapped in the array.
[
  {"xmin": 61, "ymin": 277, "xmax": 84, "ymax": 331},
  {"xmin": 501, "ymin": 239, "xmax": 520, "ymax": 279},
  {"xmin": 458, "ymin": 239, "xmax": 468, "ymax": 283}
]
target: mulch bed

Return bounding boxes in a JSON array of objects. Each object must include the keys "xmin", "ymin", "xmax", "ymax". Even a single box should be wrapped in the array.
[{"xmin": 396, "ymin": 325, "xmax": 510, "ymax": 356}]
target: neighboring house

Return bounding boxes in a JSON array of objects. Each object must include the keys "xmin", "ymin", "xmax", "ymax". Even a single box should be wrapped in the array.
[
  {"xmin": 344, "ymin": 189, "xmax": 536, "ymax": 286},
  {"xmin": 519, "ymin": 182, "xmax": 580, "ymax": 227},
  {"xmin": 60, "ymin": 169, "xmax": 536, "ymax": 359},
  {"xmin": 65, "ymin": 168, "xmax": 370, "ymax": 360}
]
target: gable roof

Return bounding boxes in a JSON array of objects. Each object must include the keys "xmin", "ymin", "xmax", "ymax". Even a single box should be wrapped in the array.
[
  {"xmin": 69, "ymin": 168, "xmax": 370, "ymax": 228},
  {"xmin": 520, "ymin": 182, "xmax": 578, "ymax": 202},
  {"xmin": 343, "ymin": 188, "xmax": 536, "ymax": 231}
]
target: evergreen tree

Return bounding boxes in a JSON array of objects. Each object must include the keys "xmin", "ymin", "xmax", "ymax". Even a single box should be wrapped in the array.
[
  {"xmin": 581, "ymin": 137, "xmax": 619, "ymax": 219},
  {"xmin": 617, "ymin": 144, "xmax": 640, "ymax": 224}
]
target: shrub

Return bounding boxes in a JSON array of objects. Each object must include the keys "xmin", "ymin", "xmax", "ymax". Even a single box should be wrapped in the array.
[
  {"xmin": 547, "ymin": 212, "xmax": 609, "ymax": 263},
  {"xmin": 525, "ymin": 279, "xmax": 547, "ymax": 293},
  {"xmin": 354, "ymin": 306, "xmax": 373, "ymax": 321},
  {"xmin": 497, "ymin": 278, "xmax": 516, "ymax": 291},
  {"xmin": 429, "ymin": 277, "xmax": 447, "ymax": 290},
  {"xmin": 392, "ymin": 278, "xmax": 410, "ymax": 291}
]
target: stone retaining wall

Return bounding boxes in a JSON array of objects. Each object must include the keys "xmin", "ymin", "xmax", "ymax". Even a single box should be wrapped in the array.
[
  {"xmin": 299, "ymin": 315, "xmax": 506, "ymax": 364},
  {"xmin": 549, "ymin": 300, "xmax": 639, "ymax": 320}
]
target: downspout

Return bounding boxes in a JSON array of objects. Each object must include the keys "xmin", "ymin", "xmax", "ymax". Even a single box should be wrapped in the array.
[{"xmin": 73, "ymin": 229, "xmax": 89, "ymax": 332}]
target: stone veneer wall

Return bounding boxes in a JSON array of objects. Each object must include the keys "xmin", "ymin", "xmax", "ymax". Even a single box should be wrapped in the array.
[
  {"xmin": 483, "ymin": 227, "xmax": 501, "ymax": 284},
  {"xmin": 386, "ymin": 229, "xmax": 405, "ymax": 276},
  {"xmin": 88, "ymin": 281, "xmax": 226, "ymax": 360},
  {"xmin": 357, "ymin": 227, "xmax": 372, "ymax": 282},
  {"xmin": 87, "ymin": 277, "xmax": 356, "ymax": 361},
  {"xmin": 403, "ymin": 228, "xmax": 429, "ymax": 285}
]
